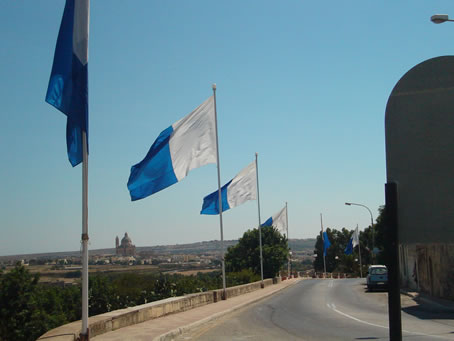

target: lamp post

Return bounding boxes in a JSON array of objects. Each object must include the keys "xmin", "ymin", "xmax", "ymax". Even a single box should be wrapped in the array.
[
  {"xmin": 345, "ymin": 202, "xmax": 375, "ymax": 264},
  {"xmin": 431, "ymin": 14, "xmax": 454, "ymax": 24}
]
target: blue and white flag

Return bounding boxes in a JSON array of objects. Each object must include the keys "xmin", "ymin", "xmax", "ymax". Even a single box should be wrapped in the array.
[
  {"xmin": 201, "ymin": 161, "xmax": 256, "ymax": 215},
  {"xmin": 323, "ymin": 231, "xmax": 331, "ymax": 257},
  {"xmin": 128, "ymin": 96, "xmax": 217, "ymax": 201},
  {"xmin": 345, "ymin": 226, "xmax": 359, "ymax": 255},
  {"xmin": 261, "ymin": 206, "xmax": 287, "ymax": 234},
  {"xmin": 352, "ymin": 226, "xmax": 359, "ymax": 248},
  {"xmin": 46, "ymin": 0, "xmax": 89, "ymax": 167}
]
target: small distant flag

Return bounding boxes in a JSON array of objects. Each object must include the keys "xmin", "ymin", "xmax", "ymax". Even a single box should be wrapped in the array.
[
  {"xmin": 352, "ymin": 225, "xmax": 359, "ymax": 248},
  {"xmin": 344, "ymin": 238, "xmax": 353, "ymax": 255},
  {"xmin": 323, "ymin": 231, "xmax": 331, "ymax": 257},
  {"xmin": 46, "ymin": 0, "xmax": 89, "ymax": 167},
  {"xmin": 261, "ymin": 206, "xmax": 287, "ymax": 234},
  {"xmin": 344, "ymin": 226, "xmax": 359, "ymax": 255},
  {"xmin": 127, "ymin": 96, "xmax": 217, "ymax": 201},
  {"xmin": 201, "ymin": 161, "xmax": 257, "ymax": 214}
]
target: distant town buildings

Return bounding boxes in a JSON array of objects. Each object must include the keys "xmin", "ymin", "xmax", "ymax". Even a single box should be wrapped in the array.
[{"xmin": 116, "ymin": 232, "xmax": 136, "ymax": 256}]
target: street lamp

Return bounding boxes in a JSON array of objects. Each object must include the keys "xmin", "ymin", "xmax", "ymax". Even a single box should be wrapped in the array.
[
  {"xmin": 431, "ymin": 14, "xmax": 454, "ymax": 24},
  {"xmin": 345, "ymin": 202, "xmax": 375, "ymax": 264}
]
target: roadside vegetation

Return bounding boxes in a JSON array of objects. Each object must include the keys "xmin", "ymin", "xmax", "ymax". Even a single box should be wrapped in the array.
[
  {"xmin": 0, "ymin": 264, "xmax": 259, "ymax": 341},
  {"xmin": 225, "ymin": 225, "xmax": 289, "ymax": 278},
  {"xmin": 0, "ymin": 225, "xmax": 290, "ymax": 341}
]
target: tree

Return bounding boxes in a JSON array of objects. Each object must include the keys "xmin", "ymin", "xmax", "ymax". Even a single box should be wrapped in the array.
[
  {"xmin": 313, "ymin": 227, "xmax": 370, "ymax": 275},
  {"xmin": 225, "ymin": 225, "xmax": 288, "ymax": 278},
  {"xmin": 0, "ymin": 264, "xmax": 71, "ymax": 341},
  {"xmin": 313, "ymin": 228, "xmax": 350, "ymax": 272},
  {"xmin": 373, "ymin": 205, "xmax": 388, "ymax": 265}
]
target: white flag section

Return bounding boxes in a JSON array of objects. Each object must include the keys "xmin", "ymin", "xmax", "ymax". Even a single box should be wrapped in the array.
[
  {"xmin": 352, "ymin": 226, "xmax": 360, "ymax": 248},
  {"xmin": 201, "ymin": 161, "xmax": 257, "ymax": 214},
  {"xmin": 128, "ymin": 96, "xmax": 217, "ymax": 201},
  {"xmin": 170, "ymin": 96, "xmax": 217, "ymax": 180},
  {"xmin": 262, "ymin": 205, "xmax": 287, "ymax": 234}
]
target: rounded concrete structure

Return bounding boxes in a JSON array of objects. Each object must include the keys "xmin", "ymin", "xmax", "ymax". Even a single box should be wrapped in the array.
[{"xmin": 385, "ymin": 55, "xmax": 454, "ymax": 244}]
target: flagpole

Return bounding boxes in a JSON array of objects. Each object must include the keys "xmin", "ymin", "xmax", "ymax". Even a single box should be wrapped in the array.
[
  {"xmin": 255, "ymin": 153, "xmax": 264, "ymax": 288},
  {"xmin": 321, "ymin": 213, "xmax": 326, "ymax": 277},
  {"xmin": 212, "ymin": 84, "xmax": 226, "ymax": 299},
  {"xmin": 81, "ymin": 131, "xmax": 89, "ymax": 340},
  {"xmin": 286, "ymin": 202, "xmax": 290, "ymax": 278},
  {"xmin": 357, "ymin": 224, "xmax": 363, "ymax": 278}
]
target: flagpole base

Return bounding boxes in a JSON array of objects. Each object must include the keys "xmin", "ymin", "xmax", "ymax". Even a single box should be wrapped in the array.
[{"xmin": 78, "ymin": 330, "xmax": 89, "ymax": 341}]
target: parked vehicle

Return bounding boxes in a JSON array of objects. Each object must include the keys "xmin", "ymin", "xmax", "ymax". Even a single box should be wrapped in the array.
[{"xmin": 366, "ymin": 265, "xmax": 388, "ymax": 291}]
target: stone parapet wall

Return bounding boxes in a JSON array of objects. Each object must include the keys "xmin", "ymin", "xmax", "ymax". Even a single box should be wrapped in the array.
[{"xmin": 38, "ymin": 278, "xmax": 279, "ymax": 340}]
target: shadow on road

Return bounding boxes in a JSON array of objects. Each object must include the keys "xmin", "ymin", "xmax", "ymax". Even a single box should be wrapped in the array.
[{"xmin": 402, "ymin": 304, "xmax": 454, "ymax": 320}]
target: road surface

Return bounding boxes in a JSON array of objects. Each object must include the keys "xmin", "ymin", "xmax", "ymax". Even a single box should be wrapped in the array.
[{"xmin": 175, "ymin": 278, "xmax": 454, "ymax": 340}]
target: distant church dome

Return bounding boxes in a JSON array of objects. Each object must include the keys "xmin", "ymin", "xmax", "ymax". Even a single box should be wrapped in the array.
[
  {"xmin": 116, "ymin": 232, "xmax": 136, "ymax": 256},
  {"xmin": 121, "ymin": 232, "xmax": 132, "ymax": 247}
]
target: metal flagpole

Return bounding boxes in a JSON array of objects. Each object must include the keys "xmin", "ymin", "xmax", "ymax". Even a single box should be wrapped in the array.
[
  {"xmin": 357, "ymin": 224, "xmax": 363, "ymax": 278},
  {"xmin": 255, "ymin": 153, "xmax": 264, "ymax": 288},
  {"xmin": 321, "ymin": 213, "xmax": 326, "ymax": 277},
  {"xmin": 212, "ymin": 84, "xmax": 226, "ymax": 299},
  {"xmin": 286, "ymin": 202, "xmax": 290, "ymax": 278},
  {"xmin": 81, "ymin": 131, "xmax": 89, "ymax": 340}
]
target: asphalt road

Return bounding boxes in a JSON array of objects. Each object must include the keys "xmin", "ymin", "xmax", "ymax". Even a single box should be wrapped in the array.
[{"xmin": 175, "ymin": 278, "xmax": 454, "ymax": 340}]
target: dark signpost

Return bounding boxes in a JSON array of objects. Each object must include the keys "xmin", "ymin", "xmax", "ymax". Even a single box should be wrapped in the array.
[{"xmin": 385, "ymin": 56, "xmax": 454, "ymax": 340}]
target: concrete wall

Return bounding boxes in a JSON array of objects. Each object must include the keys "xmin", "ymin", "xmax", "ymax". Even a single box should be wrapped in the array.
[
  {"xmin": 38, "ymin": 278, "xmax": 277, "ymax": 340},
  {"xmin": 400, "ymin": 243, "xmax": 454, "ymax": 300},
  {"xmin": 399, "ymin": 244, "xmax": 418, "ymax": 291}
]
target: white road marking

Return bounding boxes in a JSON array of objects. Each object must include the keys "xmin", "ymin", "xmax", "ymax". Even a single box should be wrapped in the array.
[{"xmin": 326, "ymin": 302, "xmax": 449, "ymax": 339}]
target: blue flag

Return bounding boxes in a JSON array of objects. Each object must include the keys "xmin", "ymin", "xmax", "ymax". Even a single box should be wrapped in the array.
[
  {"xmin": 344, "ymin": 237, "xmax": 353, "ymax": 255},
  {"xmin": 201, "ymin": 162, "xmax": 256, "ymax": 215},
  {"xmin": 323, "ymin": 231, "xmax": 331, "ymax": 257},
  {"xmin": 127, "ymin": 96, "xmax": 217, "ymax": 201},
  {"xmin": 46, "ymin": 0, "xmax": 89, "ymax": 167}
]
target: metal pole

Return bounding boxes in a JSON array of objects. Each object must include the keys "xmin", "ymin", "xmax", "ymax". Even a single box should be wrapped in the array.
[
  {"xmin": 212, "ymin": 84, "xmax": 226, "ymax": 300},
  {"xmin": 345, "ymin": 202, "xmax": 375, "ymax": 264},
  {"xmin": 385, "ymin": 182, "xmax": 402, "ymax": 340},
  {"xmin": 321, "ymin": 213, "xmax": 326, "ymax": 276},
  {"xmin": 255, "ymin": 153, "xmax": 264, "ymax": 288},
  {"xmin": 286, "ymin": 202, "xmax": 290, "ymax": 278},
  {"xmin": 81, "ymin": 131, "xmax": 89, "ymax": 340},
  {"xmin": 357, "ymin": 224, "xmax": 363, "ymax": 278},
  {"xmin": 368, "ymin": 211, "xmax": 375, "ymax": 265}
]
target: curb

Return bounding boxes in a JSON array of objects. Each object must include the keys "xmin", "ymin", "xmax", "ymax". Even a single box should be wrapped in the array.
[
  {"xmin": 416, "ymin": 296, "xmax": 454, "ymax": 313},
  {"xmin": 400, "ymin": 289, "xmax": 454, "ymax": 313},
  {"xmin": 152, "ymin": 278, "xmax": 303, "ymax": 341}
]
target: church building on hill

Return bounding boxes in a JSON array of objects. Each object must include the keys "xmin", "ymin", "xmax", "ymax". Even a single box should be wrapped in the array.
[{"xmin": 115, "ymin": 232, "xmax": 136, "ymax": 256}]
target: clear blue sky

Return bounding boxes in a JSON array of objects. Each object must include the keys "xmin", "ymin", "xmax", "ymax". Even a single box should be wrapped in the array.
[{"xmin": 1, "ymin": 1, "xmax": 452, "ymax": 256}]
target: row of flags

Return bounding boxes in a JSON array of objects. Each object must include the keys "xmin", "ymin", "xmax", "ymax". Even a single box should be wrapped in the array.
[
  {"xmin": 126, "ymin": 93, "xmax": 288, "ymax": 230},
  {"xmin": 45, "ymin": 0, "xmax": 288, "ymax": 233},
  {"xmin": 321, "ymin": 226, "xmax": 361, "ymax": 257},
  {"xmin": 44, "ymin": 2, "xmax": 288, "ymax": 336}
]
